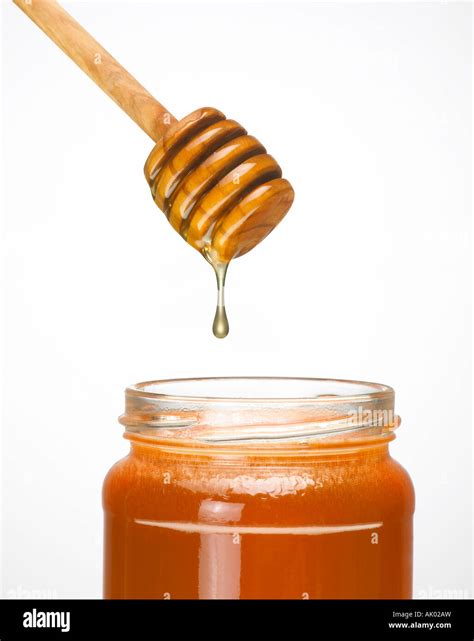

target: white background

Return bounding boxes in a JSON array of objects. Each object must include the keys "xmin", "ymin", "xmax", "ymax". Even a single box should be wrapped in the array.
[{"xmin": 1, "ymin": 1, "xmax": 472, "ymax": 598}]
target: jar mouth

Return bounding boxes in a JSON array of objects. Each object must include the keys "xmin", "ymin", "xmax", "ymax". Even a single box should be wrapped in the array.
[
  {"xmin": 120, "ymin": 377, "xmax": 398, "ymax": 448},
  {"xmin": 126, "ymin": 377, "xmax": 393, "ymax": 404}
]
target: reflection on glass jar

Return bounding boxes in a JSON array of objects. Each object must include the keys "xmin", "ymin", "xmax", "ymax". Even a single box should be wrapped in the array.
[{"xmin": 103, "ymin": 377, "xmax": 414, "ymax": 599}]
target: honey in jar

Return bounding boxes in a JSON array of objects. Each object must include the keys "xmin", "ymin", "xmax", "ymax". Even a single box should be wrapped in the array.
[{"xmin": 103, "ymin": 377, "xmax": 414, "ymax": 599}]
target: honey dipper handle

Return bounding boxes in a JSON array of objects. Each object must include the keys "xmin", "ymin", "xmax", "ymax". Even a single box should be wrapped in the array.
[{"xmin": 12, "ymin": 0, "xmax": 176, "ymax": 141}]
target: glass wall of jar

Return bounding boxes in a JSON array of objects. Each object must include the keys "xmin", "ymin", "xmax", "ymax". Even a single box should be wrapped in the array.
[{"xmin": 103, "ymin": 377, "xmax": 414, "ymax": 599}]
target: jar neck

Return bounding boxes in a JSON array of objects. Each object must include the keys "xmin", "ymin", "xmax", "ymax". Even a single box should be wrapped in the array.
[{"xmin": 126, "ymin": 432, "xmax": 394, "ymax": 464}]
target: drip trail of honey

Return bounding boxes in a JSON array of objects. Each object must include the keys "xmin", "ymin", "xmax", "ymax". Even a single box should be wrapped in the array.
[{"xmin": 212, "ymin": 261, "xmax": 229, "ymax": 339}]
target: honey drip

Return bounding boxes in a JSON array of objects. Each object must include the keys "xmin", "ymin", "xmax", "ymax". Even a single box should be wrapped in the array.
[{"xmin": 211, "ymin": 261, "xmax": 229, "ymax": 339}]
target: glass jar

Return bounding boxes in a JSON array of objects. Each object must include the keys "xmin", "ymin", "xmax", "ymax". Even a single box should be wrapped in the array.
[{"xmin": 103, "ymin": 377, "xmax": 414, "ymax": 599}]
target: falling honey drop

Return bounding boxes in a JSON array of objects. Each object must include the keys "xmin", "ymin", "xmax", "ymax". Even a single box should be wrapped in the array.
[{"xmin": 212, "ymin": 261, "xmax": 229, "ymax": 339}]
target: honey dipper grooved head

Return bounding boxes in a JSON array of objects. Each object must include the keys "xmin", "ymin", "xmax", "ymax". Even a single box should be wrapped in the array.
[{"xmin": 144, "ymin": 107, "xmax": 294, "ymax": 263}]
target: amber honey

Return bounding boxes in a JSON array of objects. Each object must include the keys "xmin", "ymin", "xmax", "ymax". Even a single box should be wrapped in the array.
[{"xmin": 103, "ymin": 378, "xmax": 414, "ymax": 599}]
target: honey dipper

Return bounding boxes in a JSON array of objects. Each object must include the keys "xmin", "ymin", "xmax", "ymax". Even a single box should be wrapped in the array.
[{"xmin": 13, "ymin": 0, "xmax": 295, "ymax": 337}]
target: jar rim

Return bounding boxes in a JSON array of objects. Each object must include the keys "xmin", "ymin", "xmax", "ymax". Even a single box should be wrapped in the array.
[
  {"xmin": 126, "ymin": 377, "xmax": 393, "ymax": 405},
  {"xmin": 120, "ymin": 377, "xmax": 398, "ymax": 448}
]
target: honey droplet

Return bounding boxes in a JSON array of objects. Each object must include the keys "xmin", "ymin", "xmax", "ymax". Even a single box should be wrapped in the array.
[
  {"xmin": 212, "ymin": 261, "xmax": 229, "ymax": 339},
  {"xmin": 213, "ymin": 304, "xmax": 229, "ymax": 339}
]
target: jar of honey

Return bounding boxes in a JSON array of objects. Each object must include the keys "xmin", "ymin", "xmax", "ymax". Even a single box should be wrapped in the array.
[{"xmin": 103, "ymin": 377, "xmax": 414, "ymax": 599}]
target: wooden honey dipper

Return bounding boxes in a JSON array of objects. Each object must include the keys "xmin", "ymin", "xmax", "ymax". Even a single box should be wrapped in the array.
[{"xmin": 13, "ymin": 0, "xmax": 295, "ymax": 337}]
